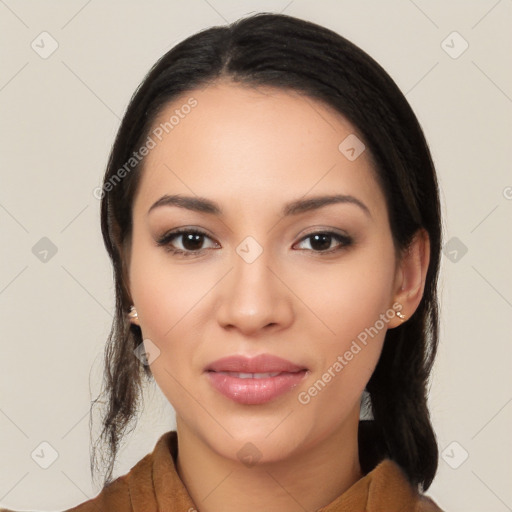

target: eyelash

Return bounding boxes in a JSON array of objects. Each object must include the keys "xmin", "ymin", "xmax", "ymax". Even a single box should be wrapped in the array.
[{"xmin": 156, "ymin": 228, "xmax": 353, "ymax": 257}]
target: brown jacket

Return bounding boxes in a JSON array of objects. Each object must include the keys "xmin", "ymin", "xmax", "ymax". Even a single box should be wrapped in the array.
[{"xmin": 1, "ymin": 430, "xmax": 444, "ymax": 511}]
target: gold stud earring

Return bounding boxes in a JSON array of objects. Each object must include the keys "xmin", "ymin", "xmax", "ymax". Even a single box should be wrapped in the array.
[
  {"xmin": 396, "ymin": 311, "xmax": 406, "ymax": 320},
  {"xmin": 128, "ymin": 306, "xmax": 138, "ymax": 319}
]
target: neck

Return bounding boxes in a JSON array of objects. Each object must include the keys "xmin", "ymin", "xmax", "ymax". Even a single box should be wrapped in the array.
[{"xmin": 175, "ymin": 419, "xmax": 363, "ymax": 512}]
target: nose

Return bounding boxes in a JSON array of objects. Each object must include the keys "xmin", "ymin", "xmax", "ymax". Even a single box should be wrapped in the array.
[{"xmin": 215, "ymin": 246, "xmax": 294, "ymax": 336}]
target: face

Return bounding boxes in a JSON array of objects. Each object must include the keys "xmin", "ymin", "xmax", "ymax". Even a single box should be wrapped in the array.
[{"xmin": 127, "ymin": 81, "xmax": 406, "ymax": 464}]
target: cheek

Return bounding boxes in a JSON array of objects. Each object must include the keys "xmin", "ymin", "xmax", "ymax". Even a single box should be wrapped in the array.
[
  {"xmin": 295, "ymin": 279, "xmax": 390, "ymax": 434},
  {"xmin": 129, "ymin": 241, "xmax": 206, "ymax": 341},
  {"xmin": 291, "ymin": 242, "xmax": 396, "ymax": 409},
  {"xmin": 128, "ymin": 245, "xmax": 205, "ymax": 410},
  {"xmin": 292, "ymin": 246, "xmax": 396, "ymax": 344}
]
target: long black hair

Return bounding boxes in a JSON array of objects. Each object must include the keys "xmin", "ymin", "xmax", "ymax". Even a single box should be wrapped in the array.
[{"xmin": 92, "ymin": 12, "xmax": 442, "ymax": 492}]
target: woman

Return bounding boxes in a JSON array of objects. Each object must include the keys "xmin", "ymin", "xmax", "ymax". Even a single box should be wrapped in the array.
[{"xmin": 2, "ymin": 11, "xmax": 444, "ymax": 512}]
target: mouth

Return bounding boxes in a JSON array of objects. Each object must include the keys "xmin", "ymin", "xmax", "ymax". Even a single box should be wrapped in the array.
[
  {"xmin": 212, "ymin": 371, "xmax": 285, "ymax": 378},
  {"xmin": 204, "ymin": 354, "xmax": 309, "ymax": 405},
  {"xmin": 205, "ymin": 353, "xmax": 307, "ymax": 373}
]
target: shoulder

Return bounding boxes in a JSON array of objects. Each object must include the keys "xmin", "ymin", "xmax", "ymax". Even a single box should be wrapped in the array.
[
  {"xmin": 66, "ymin": 474, "xmax": 132, "ymax": 511},
  {"xmin": 367, "ymin": 459, "xmax": 445, "ymax": 511}
]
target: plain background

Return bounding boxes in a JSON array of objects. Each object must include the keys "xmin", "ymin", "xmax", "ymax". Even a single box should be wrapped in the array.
[{"xmin": 1, "ymin": 1, "xmax": 511, "ymax": 510}]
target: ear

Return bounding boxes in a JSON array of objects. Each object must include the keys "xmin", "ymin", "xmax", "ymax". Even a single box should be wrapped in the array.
[
  {"xmin": 388, "ymin": 228, "xmax": 430, "ymax": 328},
  {"xmin": 121, "ymin": 236, "xmax": 140, "ymax": 326},
  {"xmin": 128, "ymin": 306, "xmax": 140, "ymax": 327}
]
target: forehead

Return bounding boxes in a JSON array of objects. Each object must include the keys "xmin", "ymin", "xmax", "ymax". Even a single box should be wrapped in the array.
[{"xmin": 133, "ymin": 82, "xmax": 386, "ymax": 219}]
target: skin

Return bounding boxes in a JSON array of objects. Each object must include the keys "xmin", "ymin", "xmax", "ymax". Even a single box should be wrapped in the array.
[{"xmin": 126, "ymin": 80, "xmax": 430, "ymax": 512}]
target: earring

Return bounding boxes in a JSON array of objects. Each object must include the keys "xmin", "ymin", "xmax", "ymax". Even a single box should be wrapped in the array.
[
  {"xmin": 128, "ymin": 306, "xmax": 138, "ymax": 319},
  {"xmin": 396, "ymin": 311, "xmax": 406, "ymax": 320}
]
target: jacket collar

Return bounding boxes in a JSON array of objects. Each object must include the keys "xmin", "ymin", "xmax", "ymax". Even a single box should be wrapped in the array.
[{"xmin": 124, "ymin": 430, "xmax": 437, "ymax": 512}]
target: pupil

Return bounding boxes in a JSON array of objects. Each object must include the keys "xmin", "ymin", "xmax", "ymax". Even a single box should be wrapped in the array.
[
  {"xmin": 183, "ymin": 233, "xmax": 203, "ymax": 251},
  {"xmin": 179, "ymin": 233, "xmax": 334, "ymax": 252},
  {"xmin": 311, "ymin": 234, "xmax": 331, "ymax": 251}
]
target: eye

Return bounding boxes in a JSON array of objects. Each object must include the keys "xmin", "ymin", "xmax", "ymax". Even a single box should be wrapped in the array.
[
  {"xmin": 156, "ymin": 228, "xmax": 353, "ymax": 257},
  {"xmin": 156, "ymin": 228, "xmax": 219, "ymax": 256},
  {"xmin": 294, "ymin": 231, "xmax": 353, "ymax": 254}
]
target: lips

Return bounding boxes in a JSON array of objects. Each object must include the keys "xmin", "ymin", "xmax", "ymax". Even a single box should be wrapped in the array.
[
  {"xmin": 215, "ymin": 371, "xmax": 282, "ymax": 379},
  {"xmin": 205, "ymin": 354, "xmax": 308, "ymax": 405},
  {"xmin": 205, "ymin": 354, "xmax": 306, "ymax": 373}
]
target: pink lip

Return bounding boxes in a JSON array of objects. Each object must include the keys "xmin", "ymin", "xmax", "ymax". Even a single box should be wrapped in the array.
[
  {"xmin": 205, "ymin": 354, "xmax": 308, "ymax": 405},
  {"xmin": 206, "ymin": 354, "xmax": 306, "ymax": 373}
]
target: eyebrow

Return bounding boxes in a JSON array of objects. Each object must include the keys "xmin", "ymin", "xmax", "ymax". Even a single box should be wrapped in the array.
[{"xmin": 148, "ymin": 193, "xmax": 371, "ymax": 218}]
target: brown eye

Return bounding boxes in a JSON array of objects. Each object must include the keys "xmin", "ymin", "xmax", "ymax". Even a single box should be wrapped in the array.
[
  {"xmin": 156, "ymin": 228, "xmax": 219, "ymax": 256},
  {"xmin": 295, "ymin": 231, "xmax": 353, "ymax": 254},
  {"xmin": 178, "ymin": 232, "xmax": 206, "ymax": 251}
]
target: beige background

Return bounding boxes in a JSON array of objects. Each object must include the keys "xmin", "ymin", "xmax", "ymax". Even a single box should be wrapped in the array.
[{"xmin": 1, "ymin": 1, "xmax": 511, "ymax": 510}]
